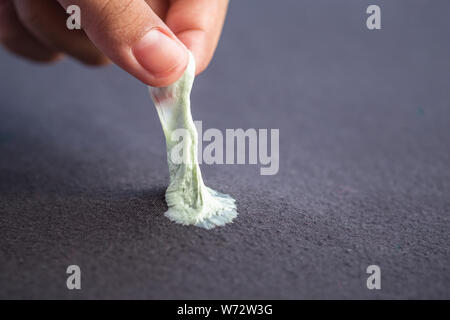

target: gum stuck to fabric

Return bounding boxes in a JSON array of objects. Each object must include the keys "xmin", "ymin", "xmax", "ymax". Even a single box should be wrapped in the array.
[{"xmin": 149, "ymin": 52, "xmax": 238, "ymax": 229}]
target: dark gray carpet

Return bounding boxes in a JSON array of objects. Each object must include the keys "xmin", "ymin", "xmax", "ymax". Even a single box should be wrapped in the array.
[{"xmin": 0, "ymin": 0, "xmax": 449, "ymax": 299}]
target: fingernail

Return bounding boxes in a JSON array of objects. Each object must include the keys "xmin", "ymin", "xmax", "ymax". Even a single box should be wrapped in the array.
[{"xmin": 133, "ymin": 28, "xmax": 187, "ymax": 76}]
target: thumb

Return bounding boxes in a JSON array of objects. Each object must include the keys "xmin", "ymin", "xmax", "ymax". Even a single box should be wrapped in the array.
[{"xmin": 58, "ymin": 0, "xmax": 189, "ymax": 87}]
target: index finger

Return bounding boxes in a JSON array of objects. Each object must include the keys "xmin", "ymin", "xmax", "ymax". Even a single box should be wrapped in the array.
[{"xmin": 165, "ymin": 0, "xmax": 229, "ymax": 75}]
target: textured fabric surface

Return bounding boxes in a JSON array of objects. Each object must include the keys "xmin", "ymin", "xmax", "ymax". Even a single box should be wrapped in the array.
[{"xmin": 0, "ymin": 0, "xmax": 449, "ymax": 299}]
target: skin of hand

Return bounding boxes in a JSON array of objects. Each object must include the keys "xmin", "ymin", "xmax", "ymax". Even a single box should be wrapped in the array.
[{"xmin": 0, "ymin": 0, "xmax": 229, "ymax": 87}]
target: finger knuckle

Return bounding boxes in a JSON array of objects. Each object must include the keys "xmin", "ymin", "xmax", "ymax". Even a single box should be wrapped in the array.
[
  {"xmin": 91, "ymin": 0, "xmax": 134, "ymax": 29},
  {"xmin": 86, "ymin": 0, "xmax": 146, "ymax": 42}
]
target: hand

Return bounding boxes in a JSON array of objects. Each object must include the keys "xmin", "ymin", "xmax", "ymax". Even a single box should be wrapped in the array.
[{"xmin": 0, "ymin": 0, "xmax": 229, "ymax": 86}]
